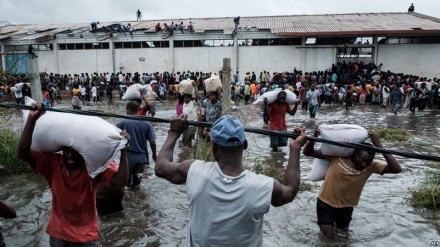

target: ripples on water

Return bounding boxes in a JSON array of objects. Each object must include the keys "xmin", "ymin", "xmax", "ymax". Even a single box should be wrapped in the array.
[{"xmin": 1, "ymin": 100, "xmax": 439, "ymax": 246}]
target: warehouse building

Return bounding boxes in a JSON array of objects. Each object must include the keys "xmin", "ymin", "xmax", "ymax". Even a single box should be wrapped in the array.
[{"xmin": 1, "ymin": 12, "xmax": 440, "ymax": 78}]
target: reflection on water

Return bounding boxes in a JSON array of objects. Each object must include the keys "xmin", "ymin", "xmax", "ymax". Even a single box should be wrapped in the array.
[{"xmin": 1, "ymin": 100, "xmax": 440, "ymax": 246}]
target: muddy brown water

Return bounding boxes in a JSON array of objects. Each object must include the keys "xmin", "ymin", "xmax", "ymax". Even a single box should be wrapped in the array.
[{"xmin": 1, "ymin": 99, "xmax": 440, "ymax": 246}]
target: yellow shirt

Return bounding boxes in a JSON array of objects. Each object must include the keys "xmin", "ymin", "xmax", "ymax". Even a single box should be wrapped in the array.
[
  {"xmin": 352, "ymin": 85, "xmax": 358, "ymax": 93},
  {"xmin": 366, "ymin": 84, "xmax": 372, "ymax": 94},
  {"xmin": 318, "ymin": 157, "xmax": 386, "ymax": 208},
  {"xmin": 72, "ymin": 88, "xmax": 80, "ymax": 96}
]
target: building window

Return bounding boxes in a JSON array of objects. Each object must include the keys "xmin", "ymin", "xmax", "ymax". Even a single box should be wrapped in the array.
[
  {"xmin": 132, "ymin": 42, "xmax": 141, "ymax": 48},
  {"xmin": 305, "ymin": 38, "xmax": 316, "ymax": 45},
  {"xmin": 85, "ymin": 43, "xmax": 93, "ymax": 49},
  {"xmin": 160, "ymin": 41, "xmax": 170, "ymax": 47},
  {"xmin": 174, "ymin": 41, "xmax": 183, "ymax": 47},
  {"xmin": 67, "ymin": 44, "xmax": 75, "ymax": 50},
  {"xmin": 75, "ymin": 44, "xmax": 84, "ymax": 49},
  {"xmin": 93, "ymin": 43, "xmax": 102, "ymax": 49},
  {"xmin": 142, "ymin": 42, "xmax": 152, "ymax": 48},
  {"xmin": 175, "ymin": 40, "xmax": 233, "ymax": 47},
  {"xmin": 114, "ymin": 41, "xmax": 169, "ymax": 48},
  {"xmin": 376, "ymin": 36, "xmax": 440, "ymax": 44}
]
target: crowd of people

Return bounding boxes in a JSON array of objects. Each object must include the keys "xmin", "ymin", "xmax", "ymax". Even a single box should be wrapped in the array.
[
  {"xmin": 1, "ymin": 60, "xmax": 437, "ymax": 246},
  {"xmin": 3, "ymin": 61, "xmax": 440, "ymax": 115},
  {"xmin": 231, "ymin": 62, "xmax": 440, "ymax": 116},
  {"xmin": 155, "ymin": 21, "xmax": 194, "ymax": 35}
]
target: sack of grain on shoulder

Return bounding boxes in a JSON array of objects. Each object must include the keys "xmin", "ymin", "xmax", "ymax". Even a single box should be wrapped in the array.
[{"xmin": 308, "ymin": 124, "xmax": 369, "ymax": 181}]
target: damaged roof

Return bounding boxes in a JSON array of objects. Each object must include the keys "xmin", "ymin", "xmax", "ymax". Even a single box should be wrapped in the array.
[{"xmin": 1, "ymin": 12, "xmax": 440, "ymax": 41}]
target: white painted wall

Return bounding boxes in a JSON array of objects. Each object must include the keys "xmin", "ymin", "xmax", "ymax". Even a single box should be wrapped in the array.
[
  {"xmin": 35, "ymin": 51, "xmax": 55, "ymax": 73},
  {"xmin": 237, "ymin": 46, "xmax": 301, "ymax": 80},
  {"xmin": 377, "ymin": 44, "xmax": 440, "ymax": 79},
  {"xmin": 115, "ymin": 48, "xmax": 170, "ymax": 74},
  {"xmin": 57, "ymin": 50, "xmax": 112, "ymax": 74},
  {"xmin": 173, "ymin": 47, "xmax": 233, "ymax": 74},
  {"xmin": 305, "ymin": 47, "xmax": 334, "ymax": 72}
]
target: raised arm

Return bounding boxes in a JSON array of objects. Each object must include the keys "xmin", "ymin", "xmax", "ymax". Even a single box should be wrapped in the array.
[
  {"xmin": 16, "ymin": 103, "xmax": 46, "ymax": 167},
  {"xmin": 192, "ymin": 80, "xmax": 199, "ymax": 100},
  {"xmin": 368, "ymin": 130, "xmax": 402, "ymax": 174},
  {"xmin": 155, "ymin": 115, "xmax": 195, "ymax": 184},
  {"xmin": 140, "ymin": 88, "xmax": 153, "ymax": 111},
  {"xmin": 303, "ymin": 128, "xmax": 327, "ymax": 159},
  {"xmin": 287, "ymin": 101, "xmax": 299, "ymax": 116},
  {"xmin": 271, "ymin": 127, "xmax": 307, "ymax": 207},
  {"xmin": 263, "ymin": 97, "xmax": 270, "ymax": 115}
]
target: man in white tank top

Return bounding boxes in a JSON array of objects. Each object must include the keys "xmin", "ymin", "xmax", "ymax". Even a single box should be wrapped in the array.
[{"xmin": 156, "ymin": 115, "xmax": 307, "ymax": 246}]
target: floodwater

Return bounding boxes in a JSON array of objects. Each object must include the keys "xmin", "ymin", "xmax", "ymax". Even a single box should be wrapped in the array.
[{"xmin": 1, "ymin": 98, "xmax": 440, "ymax": 247}]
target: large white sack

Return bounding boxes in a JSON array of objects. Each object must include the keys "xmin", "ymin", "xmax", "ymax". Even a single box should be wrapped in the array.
[
  {"xmin": 122, "ymin": 83, "xmax": 152, "ymax": 100},
  {"xmin": 23, "ymin": 97, "xmax": 127, "ymax": 178},
  {"xmin": 14, "ymin": 82, "xmax": 30, "ymax": 91},
  {"xmin": 309, "ymin": 158, "xmax": 330, "ymax": 182},
  {"xmin": 204, "ymin": 75, "xmax": 222, "ymax": 93},
  {"xmin": 319, "ymin": 124, "xmax": 369, "ymax": 157},
  {"xmin": 179, "ymin": 80, "xmax": 194, "ymax": 95},
  {"xmin": 253, "ymin": 89, "xmax": 298, "ymax": 106}
]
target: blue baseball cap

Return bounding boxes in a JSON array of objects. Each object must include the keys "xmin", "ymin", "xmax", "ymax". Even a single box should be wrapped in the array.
[{"xmin": 211, "ymin": 115, "xmax": 246, "ymax": 147}]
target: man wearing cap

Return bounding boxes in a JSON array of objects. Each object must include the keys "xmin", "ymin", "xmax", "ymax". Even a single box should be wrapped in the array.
[{"xmin": 155, "ymin": 115, "xmax": 307, "ymax": 246}]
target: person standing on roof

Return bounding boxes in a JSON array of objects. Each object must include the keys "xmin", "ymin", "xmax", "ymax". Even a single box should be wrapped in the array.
[
  {"xmin": 91, "ymin": 21, "xmax": 99, "ymax": 33},
  {"xmin": 136, "ymin": 9, "xmax": 142, "ymax": 21}
]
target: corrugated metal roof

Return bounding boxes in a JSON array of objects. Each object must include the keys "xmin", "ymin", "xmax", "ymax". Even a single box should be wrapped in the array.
[{"xmin": 1, "ymin": 12, "xmax": 440, "ymax": 41}]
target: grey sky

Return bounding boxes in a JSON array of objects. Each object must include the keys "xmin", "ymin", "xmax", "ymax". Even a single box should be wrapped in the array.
[{"xmin": 1, "ymin": 0, "xmax": 438, "ymax": 25}]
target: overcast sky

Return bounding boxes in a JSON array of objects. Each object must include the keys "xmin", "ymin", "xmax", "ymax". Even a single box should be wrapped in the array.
[{"xmin": 1, "ymin": 0, "xmax": 438, "ymax": 25}]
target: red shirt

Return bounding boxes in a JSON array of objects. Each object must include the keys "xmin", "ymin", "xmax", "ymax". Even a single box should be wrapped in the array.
[
  {"xmin": 32, "ymin": 151, "xmax": 117, "ymax": 242},
  {"xmin": 138, "ymin": 107, "xmax": 148, "ymax": 116},
  {"xmin": 268, "ymin": 102, "xmax": 290, "ymax": 130}
]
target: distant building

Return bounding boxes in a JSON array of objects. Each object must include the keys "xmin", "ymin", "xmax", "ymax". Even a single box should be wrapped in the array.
[{"xmin": 1, "ymin": 12, "xmax": 440, "ymax": 78}]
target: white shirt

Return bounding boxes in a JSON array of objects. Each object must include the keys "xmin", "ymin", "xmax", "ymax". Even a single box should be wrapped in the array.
[
  {"xmin": 182, "ymin": 101, "xmax": 199, "ymax": 121},
  {"xmin": 382, "ymin": 86, "xmax": 390, "ymax": 98},
  {"xmin": 91, "ymin": 86, "xmax": 97, "ymax": 97},
  {"xmin": 80, "ymin": 85, "xmax": 86, "ymax": 96},
  {"xmin": 118, "ymin": 74, "xmax": 124, "ymax": 83},
  {"xmin": 186, "ymin": 160, "xmax": 273, "ymax": 247}
]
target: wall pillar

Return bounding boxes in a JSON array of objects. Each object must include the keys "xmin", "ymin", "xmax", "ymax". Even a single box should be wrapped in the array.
[
  {"xmin": 372, "ymin": 36, "xmax": 379, "ymax": 65},
  {"xmin": 300, "ymin": 37, "xmax": 306, "ymax": 71},
  {"xmin": 28, "ymin": 59, "xmax": 42, "ymax": 102},
  {"xmin": 169, "ymin": 37, "xmax": 174, "ymax": 73},
  {"xmin": 0, "ymin": 43, "xmax": 5, "ymax": 70},
  {"xmin": 53, "ymin": 40, "xmax": 59, "ymax": 74}
]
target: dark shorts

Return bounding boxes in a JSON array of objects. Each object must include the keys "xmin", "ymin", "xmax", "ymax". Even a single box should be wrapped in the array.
[
  {"xmin": 317, "ymin": 198, "xmax": 353, "ymax": 228},
  {"xmin": 128, "ymin": 162, "xmax": 147, "ymax": 187},
  {"xmin": 50, "ymin": 236, "xmax": 98, "ymax": 247},
  {"xmin": 269, "ymin": 130, "xmax": 288, "ymax": 148}
]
